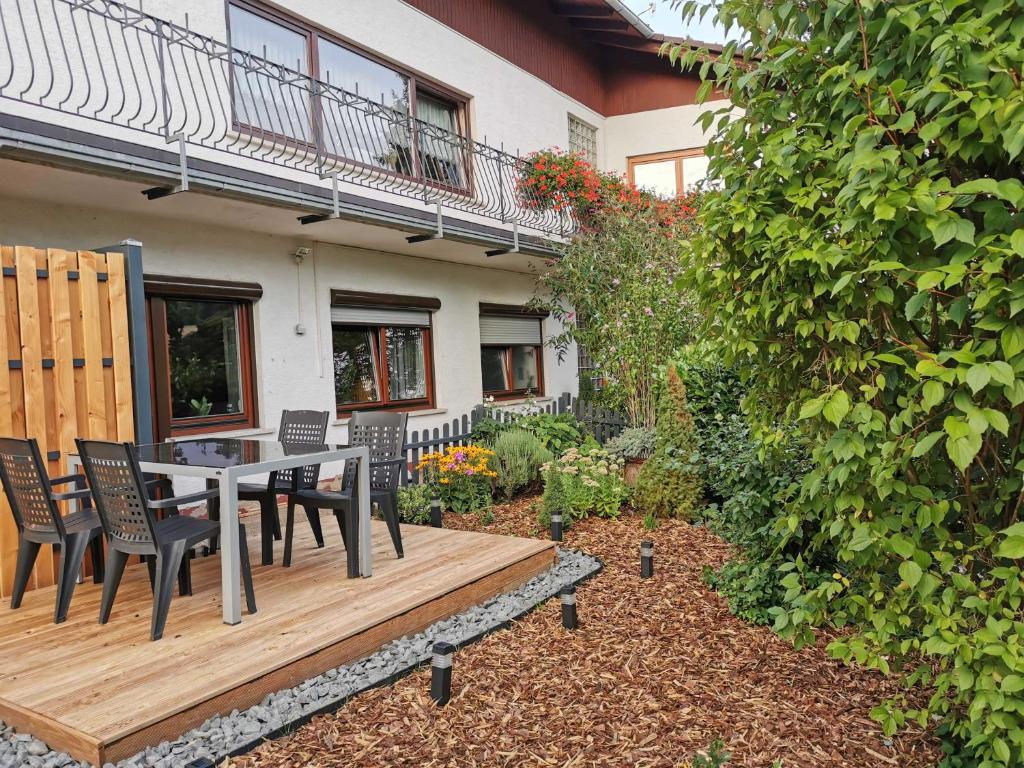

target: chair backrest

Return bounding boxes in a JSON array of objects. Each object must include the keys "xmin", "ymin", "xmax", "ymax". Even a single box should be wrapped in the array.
[
  {"xmin": 0, "ymin": 437, "xmax": 62, "ymax": 535},
  {"xmin": 76, "ymin": 439, "xmax": 158, "ymax": 552},
  {"xmin": 342, "ymin": 411, "xmax": 409, "ymax": 493},
  {"xmin": 276, "ymin": 410, "xmax": 330, "ymax": 490}
]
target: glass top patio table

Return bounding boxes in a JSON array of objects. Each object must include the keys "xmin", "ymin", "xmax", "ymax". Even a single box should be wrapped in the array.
[{"xmin": 135, "ymin": 437, "xmax": 354, "ymax": 469}]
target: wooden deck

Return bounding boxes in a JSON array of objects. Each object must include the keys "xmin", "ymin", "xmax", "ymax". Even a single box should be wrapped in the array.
[{"xmin": 0, "ymin": 516, "xmax": 555, "ymax": 765}]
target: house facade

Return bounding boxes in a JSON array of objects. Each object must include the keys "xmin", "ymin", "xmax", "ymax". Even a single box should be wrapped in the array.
[{"xmin": 0, "ymin": 0, "xmax": 726, "ymax": 446}]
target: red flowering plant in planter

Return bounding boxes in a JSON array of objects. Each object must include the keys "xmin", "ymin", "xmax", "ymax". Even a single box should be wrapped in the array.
[{"xmin": 518, "ymin": 148, "xmax": 700, "ymax": 234}]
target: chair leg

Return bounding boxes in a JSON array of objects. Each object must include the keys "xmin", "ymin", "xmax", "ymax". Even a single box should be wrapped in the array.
[
  {"xmin": 11, "ymin": 537, "xmax": 41, "ymax": 610},
  {"xmin": 178, "ymin": 550, "xmax": 193, "ymax": 597},
  {"xmin": 146, "ymin": 555, "xmax": 156, "ymax": 593},
  {"xmin": 99, "ymin": 549, "xmax": 129, "ymax": 624},
  {"xmin": 335, "ymin": 508, "xmax": 349, "ymax": 551},
  {"xmin": 54, "ymin": 532, "xmax": 91, "ymax": 624},
  {"xmin": 151, "ymin": 540, "xmax": 186, "ymax": 641},
  {"xmin": 207, "ymin": 483, "xmax": 220, "ymax": 555},
  {"xmin": 238, "ymin": 522, "xmax": 257, "ymax": 615},
  {"xmin": 283, "ymin": 499, "xmax": 296, "ymax": 568},
  {"xmin": 304, "ymin": 505, "xmax": 325, "ymax": 548},
  {"xmin": 344, "ymin": 504, "xmax": 359, "ymax": 579},
  {"xmin": 271, "ymin": 496, "xmax": 282, "ymax": 541},
  {"xmin": 89, "ymin": 534, "xmax": 104, "ymax": 584},
  {"xmin": 259, "ymin": 495, "xmax": 277, "ymax": 566},
  {"xmin": 379, "ymin": 495, "xmax": 404, "ymax": 559}
]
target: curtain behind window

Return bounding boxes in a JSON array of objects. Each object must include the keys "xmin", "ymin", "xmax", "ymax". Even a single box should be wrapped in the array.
[
  {"xmin": 318, "ymin": 38, "xmax": 410, "ymax": 173},
  {"xmin": 416, "ymin": 93, "xmax": 462, "ymax": 187},
  {"xmin": 229, "ymin": 5, "xmax": 311, "ymax": 142}
]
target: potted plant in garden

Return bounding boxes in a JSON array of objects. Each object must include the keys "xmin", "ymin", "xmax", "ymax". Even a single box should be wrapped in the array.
[{"xmin": 604, "ymin": 427, "xmax": 656, "ymax": 485}]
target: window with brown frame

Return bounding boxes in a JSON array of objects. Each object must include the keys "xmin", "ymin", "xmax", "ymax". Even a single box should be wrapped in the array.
[
  {"xmin": 227, "ymin": 0, "xmax": 469, "ymax": 190},
  {"xmin": 331, "ymin": 291, "xmax": 438, "ymax": 416},
  {"xmin": 627, "ymin": 148, "xmax": 710, "ymax": 199},
  {"xmin": 146, "ymin": 277, "xmax": 261, "ymax": 439},
  {"xmin": 479, "ymin": 307, "xmax": 545, "ymax": 399}
]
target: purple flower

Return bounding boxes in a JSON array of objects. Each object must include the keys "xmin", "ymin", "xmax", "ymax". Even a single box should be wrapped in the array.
[
  {"xmin": 466, "ymin": 469, "xmax": 475, "ymax": 475},
  {"xmin": 454, "ymin": 451, "xmax": 466, "ymax": 461},
  {"xmin": 643, "ymin": 307, "xmax": 654, "ymax": 317}
]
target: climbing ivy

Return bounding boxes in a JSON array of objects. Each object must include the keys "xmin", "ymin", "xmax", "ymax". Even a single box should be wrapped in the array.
[{"xmin": 670, "ymin": 0, "xmax": 1024, "ymax": 764}]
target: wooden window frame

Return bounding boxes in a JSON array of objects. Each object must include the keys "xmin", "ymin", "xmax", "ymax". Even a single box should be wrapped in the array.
[
  {"xmin": 225, "ymin": 0, "xmax": 474, "ymax": 196},
  {"xmin": 332, "ymin": 322, "xmax": 436, "ymax": 418},
  {"xmin": 481, "ymin": 344, "xmax": 545, "ymax": 400},
  {"xmin": 627, "ymin": 147, "xmax": 705, "ymax": 197},
  {"xmin": 147, "ymin": 295, "xmax": 259, "ymax": 440}
]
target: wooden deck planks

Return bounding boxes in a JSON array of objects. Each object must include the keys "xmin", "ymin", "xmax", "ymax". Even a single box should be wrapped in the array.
[{"xmin": 0, "ymin": 517, "xmax": 554, "ymax": 765}]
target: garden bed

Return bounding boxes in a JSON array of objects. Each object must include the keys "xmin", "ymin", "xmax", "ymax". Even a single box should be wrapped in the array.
[{"xmin": 232, "ymin": 497, "xmax": 941, "ymax": 767}]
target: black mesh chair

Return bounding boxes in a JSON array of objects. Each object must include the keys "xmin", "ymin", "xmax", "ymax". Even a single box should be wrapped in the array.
[
  {"xmin": 209, "ymin": 410, "xmax": 329, "ymax": 565},
  {"xmin": 0, "ymin": 437, "xmax": 104, "ymax": 624},
  {"xmin": 283, "ymin": 411, "xmax": 408, "ymax": 576},
  {"xmin": 76, "ymin": 439, "xmax": 257, "ymax": 641}
]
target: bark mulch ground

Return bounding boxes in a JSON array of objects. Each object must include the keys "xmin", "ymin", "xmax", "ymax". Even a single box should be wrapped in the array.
[{"xmin": 232, "ymin": 498, "xmax": 941, "ymax": 768}]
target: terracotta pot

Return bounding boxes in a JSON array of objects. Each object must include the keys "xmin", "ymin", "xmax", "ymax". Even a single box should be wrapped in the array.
[{"xmin": 624, "ymin": 458, "xmax": 646, "ymax": 486}]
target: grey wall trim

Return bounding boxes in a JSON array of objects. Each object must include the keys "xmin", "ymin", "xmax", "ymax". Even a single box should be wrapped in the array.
[{"xmin": 0, "ymin": 114, "xmax": 560, "ymax": 259}]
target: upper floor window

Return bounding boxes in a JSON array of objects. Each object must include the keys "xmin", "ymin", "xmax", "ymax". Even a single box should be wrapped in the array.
[
  {"xmin": 227, "ymin": 1, "xmax": 468, "ymax": 189},
  {"xmin": 568, "ymin": 114, "xmax": 597, "ymax": 165},
  {"xmin": 628, "ymin": 149, "xmax": 709, "ymax": 198}
]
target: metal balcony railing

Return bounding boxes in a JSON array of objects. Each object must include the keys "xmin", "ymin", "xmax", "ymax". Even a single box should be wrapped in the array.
[{"xmin": 0, "ymin": 0, "xmax": 572, "ymax": 237}]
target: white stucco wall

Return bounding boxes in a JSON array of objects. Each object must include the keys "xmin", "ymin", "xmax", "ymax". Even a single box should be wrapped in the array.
[
  {"xmin": 602, "ymin": 99, "xmax": 733, "ymax": 176},
  {"xmin": 0, "ymin": 193, "xmax": 579, "ymax": 457}
]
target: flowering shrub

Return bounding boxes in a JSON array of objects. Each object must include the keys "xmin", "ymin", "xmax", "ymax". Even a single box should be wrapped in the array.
[
  {"xmin": 539, "ymin": 445, "xmax": 628, "ymax": 526},
  {"xmin": 416, "ymin": 445, "xmax": 497, "ymax": 514},
  {"xmin": 519, "ymin": 148, "xmax": 699, "ymax": 231}
]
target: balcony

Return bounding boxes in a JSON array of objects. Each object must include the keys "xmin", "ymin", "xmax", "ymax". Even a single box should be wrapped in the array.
[{"xmin": 0, "ymin": 0, "xmax": 573, "ymax": 247}]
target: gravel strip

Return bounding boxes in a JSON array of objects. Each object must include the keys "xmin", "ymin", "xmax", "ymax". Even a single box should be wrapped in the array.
[{"xmin": 0, "ymin": 547, "xmax": 597, "ymax": 768}]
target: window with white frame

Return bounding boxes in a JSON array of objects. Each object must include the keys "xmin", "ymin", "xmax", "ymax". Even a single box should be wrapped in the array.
[{"xmin": 568, "ymin": 114, "xmax": 597, "ymax": 165}]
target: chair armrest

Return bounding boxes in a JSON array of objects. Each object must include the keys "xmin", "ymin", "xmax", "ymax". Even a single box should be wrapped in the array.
[
  {"xmin": 49, "ymin": 472, "xmax": 87, "ymax": 487},
  {"xmin": 148, "ymin": 487, "xmax": 218, "ymax": 510},
  {"xmin": 51, "ymin": 488, "xmax": 92, "ymax": 503}
]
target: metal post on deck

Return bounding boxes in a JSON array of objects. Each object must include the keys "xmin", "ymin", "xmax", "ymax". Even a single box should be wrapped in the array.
[{"xmin": 95, "ymin": 240, "xmax": 154, "ymax": 445}]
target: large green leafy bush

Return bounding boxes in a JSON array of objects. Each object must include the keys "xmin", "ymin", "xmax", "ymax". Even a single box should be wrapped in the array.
[{"xmin": 671, "ymin": 0, "xmax": 1024, "ymax": 762}]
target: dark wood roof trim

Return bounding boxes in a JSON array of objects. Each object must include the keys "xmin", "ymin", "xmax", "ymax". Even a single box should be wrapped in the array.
[
  {"xmin": 479, "ymin": 302, "xmax": 549, "ymax": 318},
  {"xmin": 144, "ymin": 274, "xmax": 263, "ymax": 300},
  {"xmin": 332, "ymin": 289, "xmax": 441, "ymax": 311}
]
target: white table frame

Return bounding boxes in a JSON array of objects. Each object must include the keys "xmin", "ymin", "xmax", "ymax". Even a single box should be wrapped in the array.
[{"xmin": 70, "ymin": 441, "xmax": 372, "ymax": 625}]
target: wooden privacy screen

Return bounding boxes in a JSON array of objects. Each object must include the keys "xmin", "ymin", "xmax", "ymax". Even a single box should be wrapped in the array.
[{"xmin": 0, "ymin": 246, "xmax": 134, "ymax": 598}]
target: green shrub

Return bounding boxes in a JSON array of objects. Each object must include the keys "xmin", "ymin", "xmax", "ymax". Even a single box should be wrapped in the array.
[
  {"xmin": 672, "ymin": 0, "xmax": 1024, "ymax": 761},
  {"xmin": 492, "ymin": 428, "xmax": 552, "ymax": 500},
  {"xmin": 396, "ymin": 483, "xmax": 433, "ymax": 525},
  {"xmin": 539, "ymin": 446, "xmax": 627, "ymax": 527},
  {"xmin": 632, "ymin": 364, "xmax": 702, "ymax": 519},
  {"xmin": 471, "ymin": 415, "xmax": 514, "ymax": 447},
  {"xmin": 604, "ymin": 427, "xmax": 656, "ymax": 461},
  {"xmin": 519, "ymin": 411, "xmax": 585, "ymax": 455}
]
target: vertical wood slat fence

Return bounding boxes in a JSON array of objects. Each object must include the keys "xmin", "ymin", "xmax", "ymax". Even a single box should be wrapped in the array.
[
  {"xmin": 402, "ymin": 392, "xmax": 626, "ymax": 484},
  {"xmin": 0, "ymin": 246, "xmax": 134, "ymax": 599}
]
